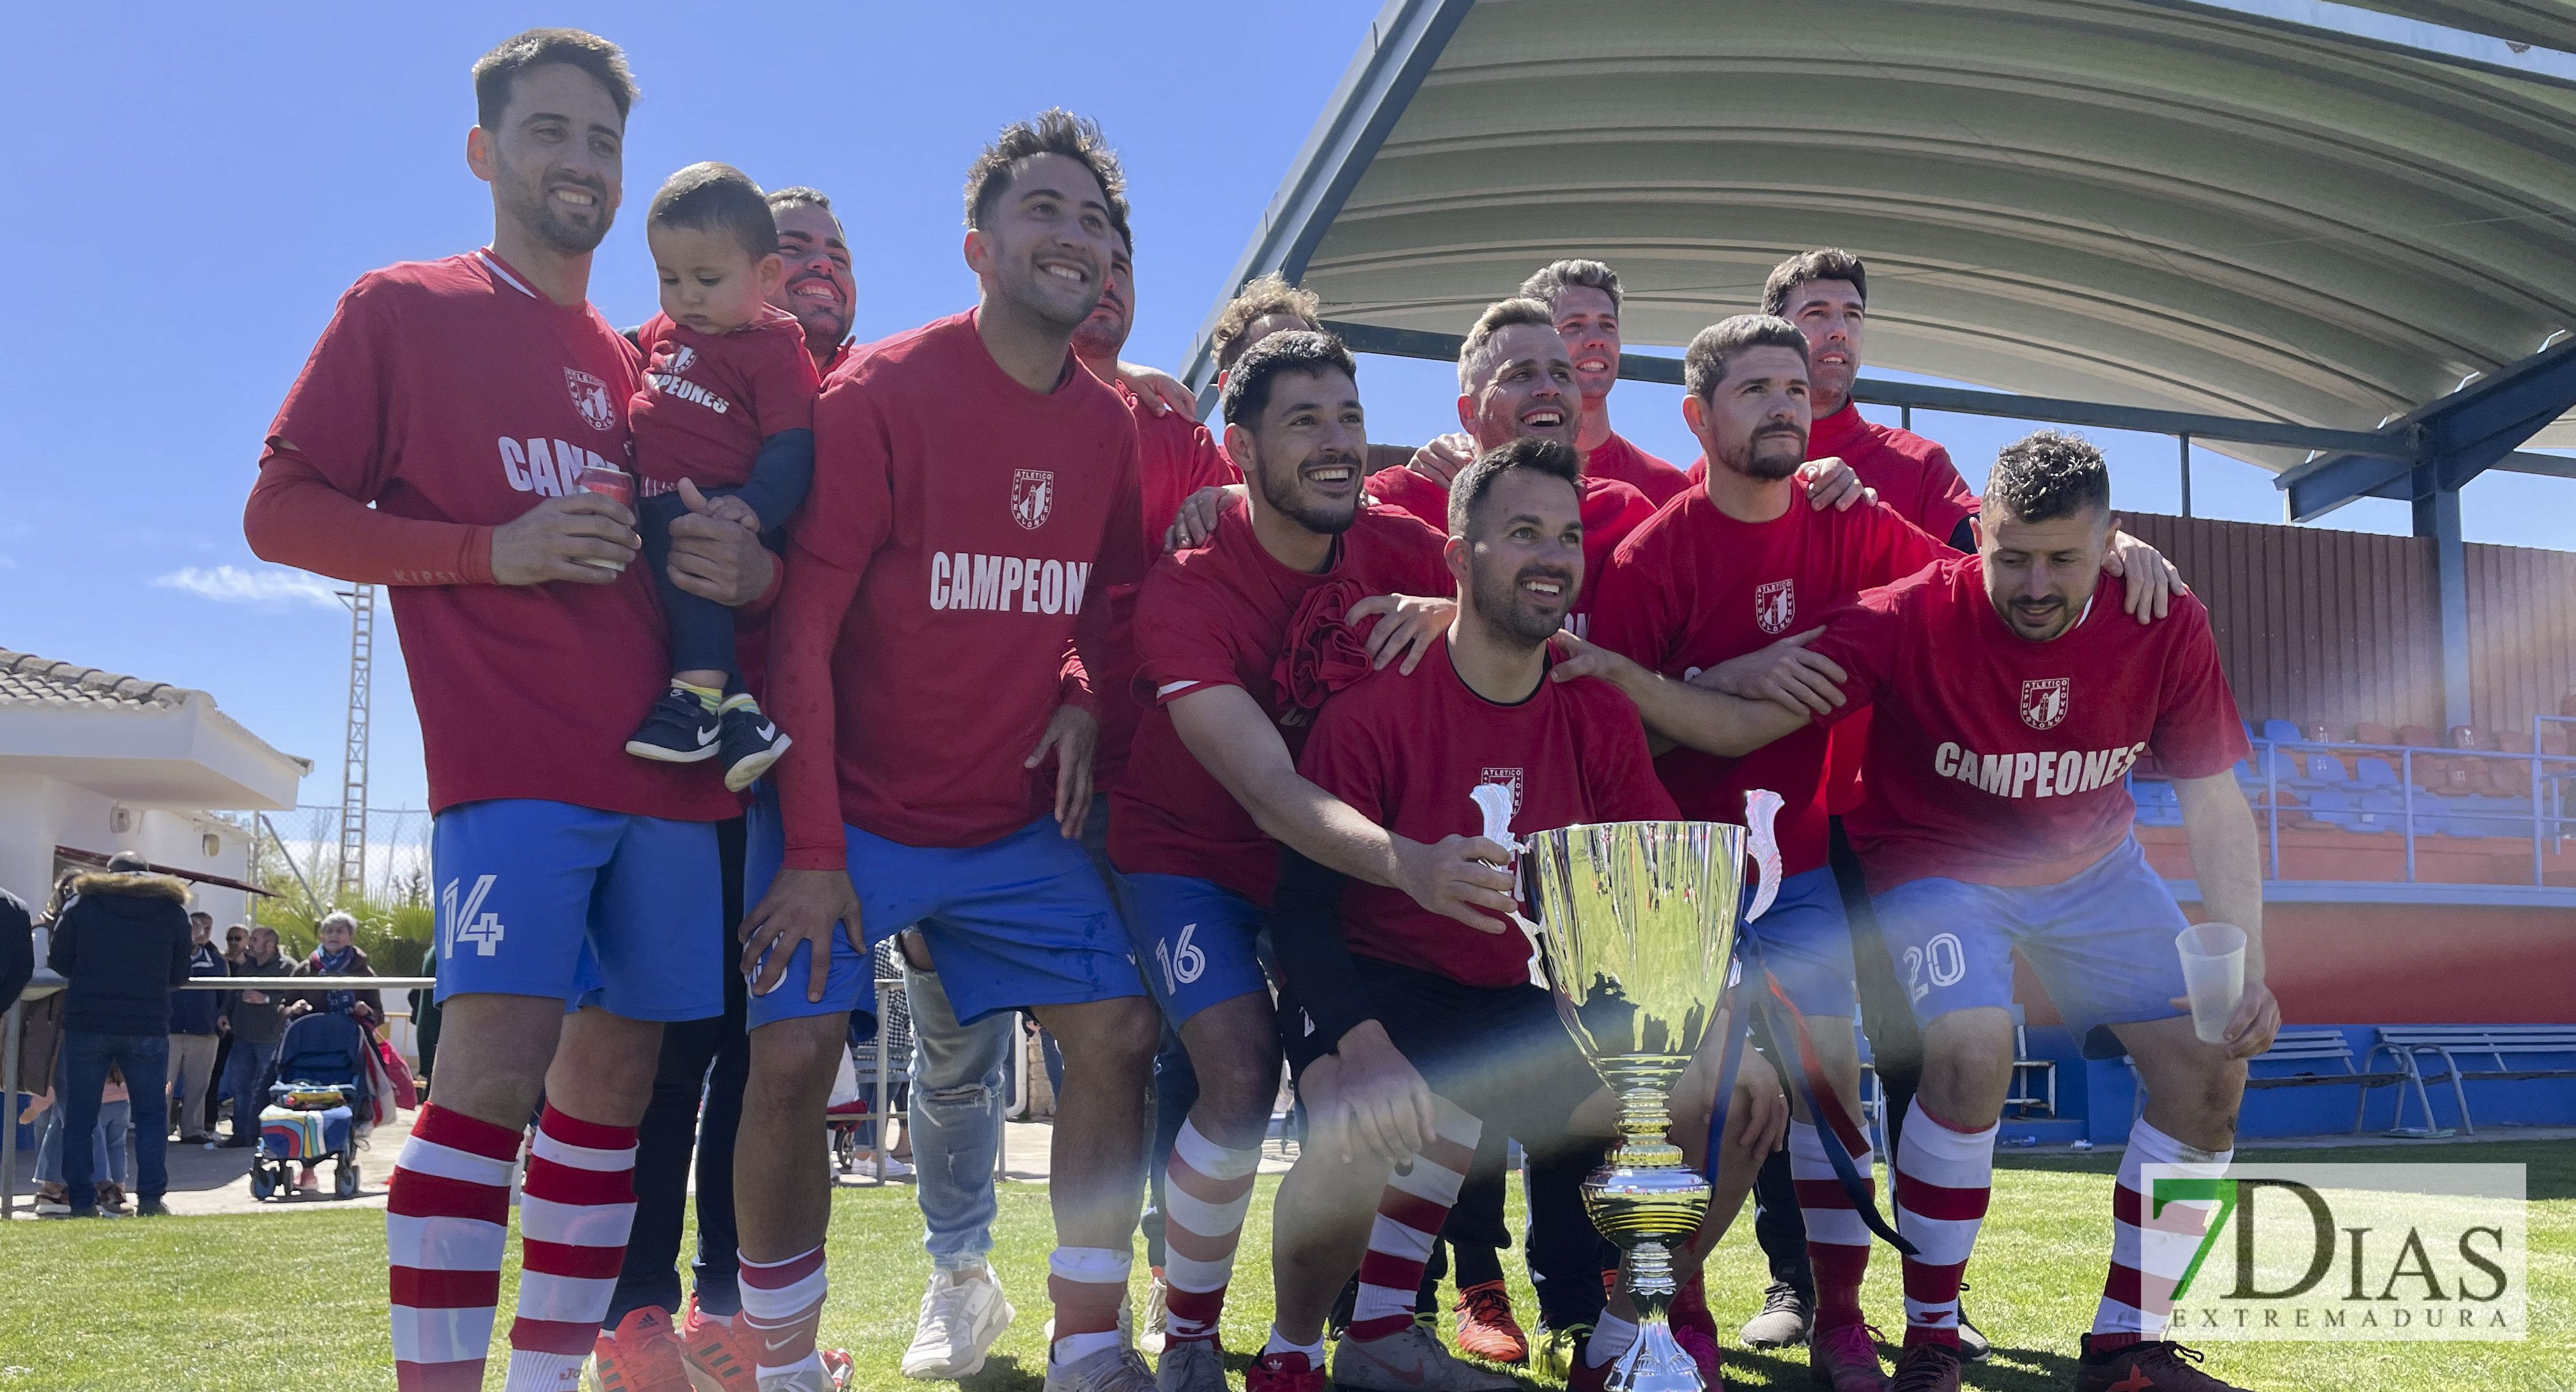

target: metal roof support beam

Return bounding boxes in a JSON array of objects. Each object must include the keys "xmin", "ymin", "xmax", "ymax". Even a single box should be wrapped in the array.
[
  {"xmin": 2280, "ymin": 339, "xmax": 2576, "ymax": 521},
  {"xmin": 1322, "ymin": 318, "xmax": 2411, "ymax": 456},
  {"xmin": 1180, "ymin": 0, "xmax": 1476, "ymax": 404},
  {"xmin": 2413, "ymin": 476, "xmax": 2472, "ymax": 731}
]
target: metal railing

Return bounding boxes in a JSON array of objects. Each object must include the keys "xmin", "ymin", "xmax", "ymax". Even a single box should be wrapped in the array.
[{"xmin": 2207, "ymin": 714, "xmax": 2575, "ymax": 887}]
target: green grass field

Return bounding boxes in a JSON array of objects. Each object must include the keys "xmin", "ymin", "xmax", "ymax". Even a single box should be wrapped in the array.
[{"xmin": 1, "ymin": 1141, "xmax": 2566, "ymax": 1390}]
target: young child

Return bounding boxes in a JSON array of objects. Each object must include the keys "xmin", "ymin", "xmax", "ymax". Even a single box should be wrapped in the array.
[{"xmin": 623, "ymin": 161, "xmax": 821, "ymax": 789}]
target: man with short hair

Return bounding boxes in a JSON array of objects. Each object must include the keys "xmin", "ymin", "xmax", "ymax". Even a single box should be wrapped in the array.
[
  {"xmin": 1110, "ymin": 329, "xmax": 1478, "ymax": 1389},
  {"xmin": 1564, "ymin": 430, "xmax": 2274, "ymax": 1392},
  {"xmin": 741, "ymin": 109, "xmax": 1162, "ymax": 1392},
  {"xmin": 169, "ymin": 911, "xmax": 226, "ymax": 1144},
  {"xmin": 245, "ymin": 29, "xmax": 780, "ymax": 1391},
  {"xmin": 217, "ymin": 927, "xmax": 291, "ymax": 1148},
  {"xmin": 1248, "ymin": 438, "xmax": 1785, "ymax": 1392},
  {"xmin": 1518, "ymin": 259, "xmax": 1688, "ymax": 506},
  {"xmin": 1366, "ymin": 298, "xmax": 1655, "ymax": 622},
  {"xmin": 767, "ymin": 187, "xmax": 857, "ymax": 374}
]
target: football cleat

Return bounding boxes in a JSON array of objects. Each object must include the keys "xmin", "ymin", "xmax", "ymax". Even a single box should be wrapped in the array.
[
  {"xmin": 2071, "ymin": 1336, "xmax": 2250, "ymax": 1391},
  {"xmin": 1449, "ymin": 1280, "xmax": 1527, "ymax": 1364},
  {"xmin": 1809, "ymin": 1322, "xmax": 1892, "ymax": 1392},
  {"xmin": 1739, "ymin": 1280, "xmax": 1814, "ymax": 1348},
  {"xmin": 1887, "ymin": 1341, "xmax": 1962, "ymax": 1392},
  {"xmin": 1243, "ymin": 1350, "xmax": 1325, "ymax": 1392},
  {"xmin": 588, "ymin": 1306, "xmax": 693, "ymax": 1392},
  {"xmin": 1330, "ymin": 1322, "xmax": 1518, "ymax": 1391}
]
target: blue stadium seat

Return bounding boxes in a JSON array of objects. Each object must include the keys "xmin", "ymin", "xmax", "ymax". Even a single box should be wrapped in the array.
[
  {"xmin": 2308, "ymin": 789, "xmax": 2357, "ymax": 829},
  {"xmin": 2302, "ymin": 753, "xmax": 2355, "ymax": 788},
  {"xmin": 2262, "ymin": 718, "xmax": 2303, "ymax": 746},
  {"xmin": 2354, "ymin": 757, "xmax": 2401, "ymax": 788}
]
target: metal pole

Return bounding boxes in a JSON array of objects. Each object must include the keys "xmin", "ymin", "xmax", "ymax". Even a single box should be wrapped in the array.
[
  {"xmin": 2179, "ymin": 432, "xmax": 2193, "ymax": 519},
  {"xmin": 3, "ymin": 1000, "xmax": 19, "ymax": 1220},
  {"xmin": 873, "ymin": 979, "xmax": 891, "ymax": 1187},
  {"xmin": 1900, "ymin": 404, "xmax": 1912, "ymax": 433}
]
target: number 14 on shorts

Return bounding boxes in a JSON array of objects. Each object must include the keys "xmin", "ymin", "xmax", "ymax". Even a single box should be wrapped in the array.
[
  {"xmin": 1156, "ymin": 922, "xmax": 1206, "ymax": 996},
  {"xmin": 442, "ymin": 873, "xmax": 506, "ymax": 958}
]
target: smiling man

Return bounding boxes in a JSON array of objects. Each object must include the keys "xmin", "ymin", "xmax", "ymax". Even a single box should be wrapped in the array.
[
  {"xmin": 740, "ymin": 110, "xmax": 1163, "ymax": 1392},
  {"xmin": 1366, "ymin": 299, "xmax": 1655, "ymax": 622},
  {"xmin": 1519, "ymin": 259, "xmax": 1690, "ymax": 507},
  {"xmin": 243, "ymin": 29, "xmax": 787, "ymax": 1392},
  {"xmin": 767, "ymin": 187, "xmax": 857, "ymax": 374}
]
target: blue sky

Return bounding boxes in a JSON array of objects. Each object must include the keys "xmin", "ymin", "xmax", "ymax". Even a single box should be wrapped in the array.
[{"xmin": 8, "ymin": 3, "xmax": 2568, "ymax": 814}]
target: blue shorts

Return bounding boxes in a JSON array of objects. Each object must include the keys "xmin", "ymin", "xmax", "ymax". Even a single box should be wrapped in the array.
[
  {"xmin": 1118, "ymin": 873, "xmax": 1270, "ymax": 1027},
  {"xmin": 1870, "ymin": 836, "xmax": 2190, "ymax": 1049},
  {"xmin": 429, "ymin": 799, "xmax": 722, "ymax": 1021},
  {"xmin": 741, "ymin": 784, "xmax": 1146, "ymax": 1030},
  {"xmin": 1737, "ymin": 866, "xmax": 1855, "ymax": 1018}
]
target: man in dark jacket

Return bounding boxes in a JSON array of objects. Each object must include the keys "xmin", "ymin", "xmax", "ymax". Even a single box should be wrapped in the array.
[
  {"xmin": 46, "ymin": 853, "xmax": 193, "ymax": 1217},
  {"xmin": 217, "ymin": 926, "xmax": 295, "ymax": 1147},
  {"xmin": 0, "ymin": 886, "xmax": 31, "ymax": 1013},
  {"xmin": 169, "ymin": 912, "xmax": 227, "ymax": 1143}
]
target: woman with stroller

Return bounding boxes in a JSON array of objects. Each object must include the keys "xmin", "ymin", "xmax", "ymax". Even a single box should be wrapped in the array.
[{"xmin": 277, "ymin": 911, "xmax": 383, "ymax": 1191}]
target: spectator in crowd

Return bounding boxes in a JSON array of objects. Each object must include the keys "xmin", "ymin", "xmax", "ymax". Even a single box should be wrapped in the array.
[
  {"xmin": 1, "ymin": 885, "xmax": 31, "ymax": 1013},
  {"xmin": 896, "ymin": 929, "xmax": 1024, "ymax": 1381},
  {"xmin": 24, "ymin": 1062, "xmax": 135, "ymax": 1214},
  {"xmin": 169, "ymin": 911, "xmax": 227, "ymax": 1144},
  {"xmin": 205, "ymin": 923, "xmax": 251, "ymax": 1136},
  {"xmin": 217, "ymin": 926, "xmax": 294, "ymax": 1148},
  {"xmin": 406, "ymin": 938, "xmax": 441, "ymax": 1091},
  {"xmin": 222, "ymin": 923, "xmax": 249, "ymax": 965},
  {"xmin": 289, "ymin": 911, "xmax": 384, "ymax": 1025},
  {"xmin": 45, "ymin": 851, "xmax": 192, "ymax": 1218}
]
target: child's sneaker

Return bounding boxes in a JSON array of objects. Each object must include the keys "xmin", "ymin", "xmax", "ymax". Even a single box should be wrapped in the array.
[
  {"xmin": 628, "ymin": 685, "xmax": 723, "ymax": 764},
  {"xmin": 717, "ymin": 694, "xmax": 791, "ymax": 791}
]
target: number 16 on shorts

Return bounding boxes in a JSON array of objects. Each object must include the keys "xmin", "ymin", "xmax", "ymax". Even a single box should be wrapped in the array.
[{"xmin": 1116, "ymin": 871, "xmax": 1270, "ymax": 1027}]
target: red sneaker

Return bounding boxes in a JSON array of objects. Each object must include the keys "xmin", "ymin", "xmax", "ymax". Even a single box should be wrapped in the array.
[
  {"xmin": 590, "ymin": 1307, "xmax": 693, "ymax": 1392},
  {"xmin": 2071, "ymin": 1336, "xmax": 2249, "ymax": 1391},
  {"xmin": 1888, "ymin": 1341, "xmax": 1962, "ymax": 1392},
  {"xmin": 1451, "ymin": 1280, "xmax": 1529, "ymax": 1363},
  {"xmin": 1669, "ymin": 1274, "xmax": 1722, "ymax": 1383},
  {"xmin": 674, "ymin": 1296, "xmax": 755, "ymax": 1392},
  {"xmin": 1809, "ymin": 1322, "xmax": 1892, "ymax": 1392},
  {"xmin": 1245, "ymin": 1349, "xmax": 1327, "ymax": 1392}
]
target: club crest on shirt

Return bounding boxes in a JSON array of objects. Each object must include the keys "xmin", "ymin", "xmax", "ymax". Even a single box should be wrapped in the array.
[
  {"xmin": 1755, "ymin": 579, "xmax": 1796, "ymax": 635},
  {"xmin": 2021, "ymin": 677, "xmax": 2071, "ymax": 731},
  {"xmin": 667, "ymin": 345, "xmax": 697, "ymax": 375},
  {"xmin": 1010, "ymin": 469, "xmax": 1055, "ymax": 530},
  {"xmin": 564, "ymin": 367, "xmax": 617, "ymax": 432},
  {"xmin": 1479, "ymin": 768, "xmax": 1525, "ymax": 811}
]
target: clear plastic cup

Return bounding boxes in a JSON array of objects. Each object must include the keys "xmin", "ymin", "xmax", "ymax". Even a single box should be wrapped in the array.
[
  {"xmin": 574, "ymin": 464, "xmax": 635, "ymax": 570},
  {"xmin": 2175, "ymin": 922, "xmax": 2248, "ymax": 1045}
]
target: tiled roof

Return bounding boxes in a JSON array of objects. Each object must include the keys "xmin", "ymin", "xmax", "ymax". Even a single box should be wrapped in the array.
[{"xmin": 0, "ymin": 648, "xmax": 195, "ymax": 708}]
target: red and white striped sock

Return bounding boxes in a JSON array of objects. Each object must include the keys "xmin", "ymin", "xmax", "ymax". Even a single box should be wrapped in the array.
[
  {"xmin": 2093, "ymin": 1117, "xmax": 2231, "ymax": 1349},
  {"xmin": 1162, "ymin": 1118, "xmax": 1263, "ymax": 1343},
  {"xmin": 739, "ymin": 1244, "xmax": 829, "ymax": 1389},
  {"xmin": 1893, "ymin": 1099, "xmax": 1996, "ymax": 1349},
  {"xmin": 502, "ymin": 1105, "xmax": 639, "ymax": 1391},
  {"xmin": 1348, "ymin": 1098, "xmax": 1482, "ymax": 1342},
  {"xmin": 1049, "ymin": 1246, "xmax": 1134, "ymax": 1366},
  {"xmin": 1788, "ymin": 1119, "xmax": 1875, "ymax": 1332},
  {"xmin": 389, "ymin": 1104, "xmax": 523, "ymax": 1391}
]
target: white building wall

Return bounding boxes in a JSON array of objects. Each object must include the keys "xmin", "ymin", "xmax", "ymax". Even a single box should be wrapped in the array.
[{"xmin": 0, "ymin": 772, "xmax": 256, "ymax": 925}]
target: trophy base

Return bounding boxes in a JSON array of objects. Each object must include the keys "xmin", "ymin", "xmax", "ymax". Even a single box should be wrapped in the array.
[{"xmin": 1606, "ymin": 1316, "xmax": 1704, "ymax": 1392}]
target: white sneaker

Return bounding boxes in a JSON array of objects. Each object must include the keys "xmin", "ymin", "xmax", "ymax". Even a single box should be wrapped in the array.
[
  {"xmin": 854, "ymin": 1154, "xmax": 916, "ymax": 1181},
  {"xmin": 903, "ymin": 1267, "xmax": 1015, "ymax": 1380},
  {"xmin": 1154, "ymin": 1337, "xmax": 1229, "ymax": 1391},
  {"xmin": 1330, "ymin": 1324, "xmax": 1519, "ymax": 1391},
  {"xmin": 1042, "ymin": 1344, "xmax": 1157, "ymax": 1392},
  {"xmin": 1138, "ymin": 1273, "xmax": 1169, "ymax": 1356}
]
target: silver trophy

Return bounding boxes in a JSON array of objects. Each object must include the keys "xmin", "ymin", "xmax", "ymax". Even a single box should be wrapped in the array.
[{"xmin": 1525, "ymin": 797, "xmax": 1780, "ymax": 1392}]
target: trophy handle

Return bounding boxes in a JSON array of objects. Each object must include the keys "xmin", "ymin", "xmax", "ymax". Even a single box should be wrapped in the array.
[{"xmin": 1741, "ymin": 789, "xmax": 1784, "ymax": 922}]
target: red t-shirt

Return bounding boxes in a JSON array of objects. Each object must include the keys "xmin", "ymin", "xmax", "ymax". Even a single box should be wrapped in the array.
[
  {"xmin": 1805, "ymin": 559, "xmax": 2251, "ymax": 892},
  {"xmin": 1364, "ymin": 465, "xmax": 1655, "ymax": 617},
  {"xmin": 1686, "ymin": 406, "xmax": 1977, "ymax": 540},
  {"xmin": 1110, "ymin": 500, "xmax": 1451, "ymax": 904},
  {"xmin": 1297, "ymin": 637, "xmax": 1677, "ymax": 988},
  {"xmin": 1588, "ymin": 482, "xmax": 1944, "ymax": 878},
  {"xmin": 1588, "ymin": 430, "xmax": 1690, "ymax": 508},
  {"xmin": 629, "ymin": 307, "xmax": 821, "ymax": 504},
  {"xmin": 1090, "ymin": 386, "xmax": 1244, "ymax": 790},
  {"xmin": 258, "ymin": 251, "xmax": 736, "ymax": 822},
  {"xmin": 768, "ymin": 310, "xmax": 1145, "ymax": 860}
]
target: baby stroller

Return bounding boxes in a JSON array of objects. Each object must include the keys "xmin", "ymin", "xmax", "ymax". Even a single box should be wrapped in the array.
[{"xmin": 250, "ymin": 1011, "xmax": 374, "ymax": 1200}]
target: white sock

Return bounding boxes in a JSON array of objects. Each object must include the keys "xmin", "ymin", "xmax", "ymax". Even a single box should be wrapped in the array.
[
  {"xmin": 1263, "ymin": 1327, "xmax": 1327, "ymax": 1360},
  {"xmin": 756, "ymin": 1350, "xmax": 823, "ymax": 1390},
  {"xmin": 498, "ymin": 1349, "xmax": 587, "ymax": 1391},
  {"xmin": 1584, "ymin": 1313, "xmax": 1640, "ymax": 1368}
]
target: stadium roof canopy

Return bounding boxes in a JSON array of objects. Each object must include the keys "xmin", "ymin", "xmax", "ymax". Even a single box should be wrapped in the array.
[{"xmin": 1183, "ymin": 0, "xmax": 2576, "ymax": 525}]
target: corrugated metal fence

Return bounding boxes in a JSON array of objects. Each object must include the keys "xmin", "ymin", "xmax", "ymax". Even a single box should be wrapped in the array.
[{"xmin": 2120, "ymin": 512, "xmax": 2575, "ymax": 737}]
